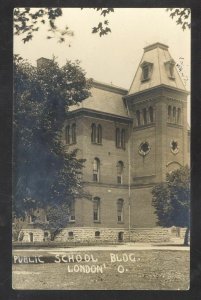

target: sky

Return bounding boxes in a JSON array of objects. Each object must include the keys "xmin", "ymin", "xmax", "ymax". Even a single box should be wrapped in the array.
[{"xmin": 14, "ymin": 8, "xmax": 191, "ymax": 121}]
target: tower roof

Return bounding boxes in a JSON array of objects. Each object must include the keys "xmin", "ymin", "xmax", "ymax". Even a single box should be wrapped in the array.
[{"xmin": 128, "ymin": 42, "xmax": 186, "ymax": 96}]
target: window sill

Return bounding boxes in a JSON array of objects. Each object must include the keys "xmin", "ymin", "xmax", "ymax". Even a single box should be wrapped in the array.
[
  {"xmin": 93, "ymin": 221, "xmax": 101, "ymax": 223},
  {"xmin": 69, "ymin": 220, "xmax": 75, "ymax": 223},
  {"xmin": 117, "ymin": 221, "xmax": 124, "ymax": 224}
]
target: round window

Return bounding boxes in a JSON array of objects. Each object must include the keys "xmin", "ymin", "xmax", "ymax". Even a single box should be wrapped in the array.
[{"xmin": 139, "ymin": 141, "xmax": 151, "ymax": 156}]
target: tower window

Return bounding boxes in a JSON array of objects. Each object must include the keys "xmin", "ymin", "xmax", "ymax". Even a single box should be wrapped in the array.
[
  {"xmin": 97, "ymin": 124, "xmax": 102, "ymax": 144},
  {"xmin": 116, "ymin": 128, "xmax": 121, "ymax": 148},
  {"xmin": 177, "ymin": 108, "xmax": 181, "ymax": 124},
  {"xmin": 121, "ymin": 129, "xmax": 125, "ymax": 149},
  {"xmin": 143, "ymin": 108, "xmax": 147, "ymax": 125},
  {"xmin": 91, "ymin": 123, "xmax": 96, "ymax": 143},
  {"xmin": 117, "ymin": 161, "xmax": 124, "ymax": 184},
  {"xmin": 140, "ymin": 61, "xmax": 153, "ymax": 81},
  {"xmin": 116, "ymin": 128, "xmax": 126, "ymax": 149},
  {"xmin": 173, "ymin": 107, "xmax": 176, "ymax": 123},
  {"xmin": 117, "ymin": 199, "xmax": 124, "ymax": 223},
  {"xmin": 165, "ymin": 60, "xmax": 175, "ymax": 79},
  {"xmin": 93, "ymin": 197, "xmax": 100, "ymax": 222},
  {"xmin": 136, "ymin": 110, "xmax": 141, "ymax": 126},
  {"xmin": 168, "ymin": 105, "xmax": 172, "ymax": 122},
  {"xmin": 148, "ymin": 106, "xmax": 154, "ymax": 123},
  {"xmin": 93, "ymin": 158, "xmax": 100, "ymax": 182}
]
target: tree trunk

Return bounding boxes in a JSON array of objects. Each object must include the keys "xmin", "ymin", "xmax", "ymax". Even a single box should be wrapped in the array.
[{"xmin": 183, "ymin": 227, "xmax": 190, "ymax": 246}]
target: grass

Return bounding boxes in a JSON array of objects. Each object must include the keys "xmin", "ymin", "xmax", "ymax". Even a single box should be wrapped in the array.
[{"xmin": 12, "ymin": 249, "xmax": 189, "ymax": 290}]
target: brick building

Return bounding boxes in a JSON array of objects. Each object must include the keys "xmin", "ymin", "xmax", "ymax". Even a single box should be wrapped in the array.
[{"xmin": 16, "ymin": 42, "xmax": 190, "ymax": 243}]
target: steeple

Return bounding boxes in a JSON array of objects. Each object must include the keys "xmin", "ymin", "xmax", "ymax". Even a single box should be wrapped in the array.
[{"xmin": 128, "ymin": 42, "xmax": 186, "ymax": 96}]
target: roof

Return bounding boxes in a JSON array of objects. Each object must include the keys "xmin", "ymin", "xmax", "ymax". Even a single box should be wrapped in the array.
[
  {"xmin": 69, "ymin": 80, "xmax": 129, "ymax": 118},
  {"xmin": 128, "ymin": 42, "xmax": 187, "ymax": 96}
]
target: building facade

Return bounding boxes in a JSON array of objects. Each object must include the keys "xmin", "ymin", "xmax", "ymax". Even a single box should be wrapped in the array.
[{"xmin": 16, "ymin": 42, "xmax": 190, "ymax": 243}]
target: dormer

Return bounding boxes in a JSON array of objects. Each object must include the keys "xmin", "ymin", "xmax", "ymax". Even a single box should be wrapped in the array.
[
  {"xmin": 164, "ymin": 59, "xmax": 176, "ymax": 80},
  {"xmin": 140, "ymin": 61, "xmax": 153, "ymax": 82}
]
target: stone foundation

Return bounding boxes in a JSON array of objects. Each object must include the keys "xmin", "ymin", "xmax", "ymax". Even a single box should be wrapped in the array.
[{"xmin": 18, "ymin": 227, "xmax": 173, "ymax": 243}]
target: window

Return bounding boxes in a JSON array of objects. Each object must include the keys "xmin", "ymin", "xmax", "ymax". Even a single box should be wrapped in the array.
[
  {"xmin": 29, "ymin": 232, "xmax": 34, "ymax": 242},
  {"xmin": 91, "ymin": 123, "xmax": 96, "ymax": 143},
  {"xmin": 165, "ymin": 60, "xmax": 175, "ymax": 79},
  {"xmin": 140, "ymin": 61, "xmax": 153, "ymax": 81},
  {"xmin": 143, "ymin": 108, "xmax": 147, "ymax": 125},
  {"xmin": 168, "ymin": 105, "xmax": 172, "ymax": 122},
  {"xmin": 65, "ymin": 125, "xmax": 70, "ymax": 144},
  {"xmin": 116, "ymin": 128, "xmax": 121, "ymax": 148},
  {"xmin": 69, "ymin": 200, "xmax": 75, "ymax": 221},
  {"xmin": 93, "ymin": 158, "xmax": 100, "ymax": 182},
  {"xmin": 68, "ymin": 231, "xmax": 74, "ymax": 238},
  {"xmin": 117, "ymin": 199, "xmax": 124, "ymax": 222},
  {"xmin": 95, "ymin": 231, "xmax": 100, "ymax": 238},
  {"xmin": 121, "ymin": 129, "xmax": 125, "ymax": 149},
  {"xmin": 136, "ymin": 110, "xmax": 141, "ymax": 126},
  {"xmin": 71, "ymin": 123, "xmax": 76, "ymax": 144},
  {"xmin": 177, "ymin": 108, "xmax": 181, "ymax": 124},
  {"xmin": 143, "ymin": 66, "xmax": 149, "ymax": 80},
  {"xmin": 173, "ymin": 107, "xmax": 176, "ymax": 123},
  {"xmin": 148, "ymin": 106, "xmax": 154, "ymax": 123},
  {"xmin": 93, "ymin": 197, "xmax": 100, "ymax": 222},
  {"xmin": 116, "ymin": 128, "xmax": 126, "ymax": 149},
  {"xmin": 117, "ymin": 161, "xmax": 124, "ymax": 184},
  {"xmin": 97, "ymin": 124, "xmax": 102, "ymax": 144}
]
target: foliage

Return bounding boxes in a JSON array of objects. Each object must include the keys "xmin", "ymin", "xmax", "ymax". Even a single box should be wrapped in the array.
[
  {"xmin": 13, "ymin": 55, "xmax": 91, "ymax": 218},
  {"xmin": 152, "ymin": 166, "xmax": 190, "ymax": 228},
  {"xmin": 34, "ymin": 203, "xmax": 70, "ymax": 240},
  {"xmin": 14, "ymin": 8, "xmax": 114, "ymax": 43},
  {"xmin": 166, "ymin": 8, "xmax": 191, "ymax": 30}
]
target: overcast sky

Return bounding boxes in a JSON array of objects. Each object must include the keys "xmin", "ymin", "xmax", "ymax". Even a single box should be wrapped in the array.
[{"xmin": 14, "ymin": 8, "xmax": 190, "ymax": 120}]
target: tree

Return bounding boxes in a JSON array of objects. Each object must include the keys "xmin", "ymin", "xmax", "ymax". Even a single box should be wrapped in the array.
[
  {"xmin": 13, "ymin": 56, "xmax": 91, "ymax": 224},
  {"xmin": 166, "ymin": 8, "xmax": 191, "ymax": 30},
  {"xmin": 14, "ymin": 8, "xmax": 114, "ymax": 43},
  {"xmin": 152, "ymin": 166, "xmax": 190, "ymax": 245}
]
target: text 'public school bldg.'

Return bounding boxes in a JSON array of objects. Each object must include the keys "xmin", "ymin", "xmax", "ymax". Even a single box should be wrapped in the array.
[{"xmin": 19, "ymin": 42, "xmax": 190, "ymax": 243}]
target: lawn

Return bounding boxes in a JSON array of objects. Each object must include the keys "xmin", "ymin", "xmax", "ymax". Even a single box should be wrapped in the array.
[{"xmin": 12, "ymin": 249, "xmax": 189, "ymax": 290}]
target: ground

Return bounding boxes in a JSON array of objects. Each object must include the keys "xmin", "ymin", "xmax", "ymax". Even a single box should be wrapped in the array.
[{"xmin": 12, "ymin": 243, "xmax": 189, "ymax": 290}]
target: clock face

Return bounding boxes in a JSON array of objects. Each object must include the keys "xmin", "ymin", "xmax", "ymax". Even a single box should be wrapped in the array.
[
  {"xmin": 139, "ymin": 141, "xmax": 151, "ymax": 156},
  {"xmin": 170, "ymin": 140, "xmax": 179, "ymax": 154}
]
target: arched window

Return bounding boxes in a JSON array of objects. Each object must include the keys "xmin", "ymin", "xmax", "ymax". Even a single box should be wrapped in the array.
[
  {"xmin": 65, "ymin": 125, "xmax": 70, "ymax": 144},
  {"xmin": 117, "ymin": 161, "xmax": 124, "ymax": 184},
  {"xmin": 168, "ymin": 105, "xmax": 172, "ymax": 122},
  {"xmin": 93, "ymin": 197, "xmax": 100, "ymax": 222},
  {"xmin": 121, "ymin": 129, "xmax": 126, "ymax": 149},
  {"xmin": 173, "ymin": 107, "xmax": 176, "ymax": 123},
  {"xmin": 95, "ymin": 231, "xmax": 100, "ymax": 238},
  {"xmin": 117, "ymin": 199, "xmax": 124, "ymax": 222},
  {"xmin": 143, "ymin": 108, "xmax": 147, "ymax": 125},
  {"xmin": 97, "ymin": 124, "xmax": 102, "ymax": 144},
  {"xmin": 93, "ymin": 158, "xmax": 100, "ymax": 182},
  {"xmin": 148, "ymin": 106, "xmax": 154, "ymax": 123},
  {"xmin": 116, "ymin": 128, "xmax": 121, "ymax": 148},
  {"xmin": 91, "ymin": 123, "xmax": 96, "ymax": 143},
  {"xmin": 71, "ymin": 123, "xmax": 76, "ymax": 144},
  {"xmin": 177, "ymin": 108, "xmax": 181, "ymax": 124},
  {"xmin": 136, "ymin": 110, "xmax": 141, "ymax": 126}
]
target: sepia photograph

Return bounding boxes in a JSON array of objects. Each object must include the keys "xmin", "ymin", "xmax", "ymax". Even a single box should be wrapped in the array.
[{"xmin": 12, "ymin": 7, "xmax": 190, "ymax": 290}]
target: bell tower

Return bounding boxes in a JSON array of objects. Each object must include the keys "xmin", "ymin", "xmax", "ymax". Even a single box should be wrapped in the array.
[{"xmin": 125, "ymin": 42, "xmax": 189, "ymax": 185}]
